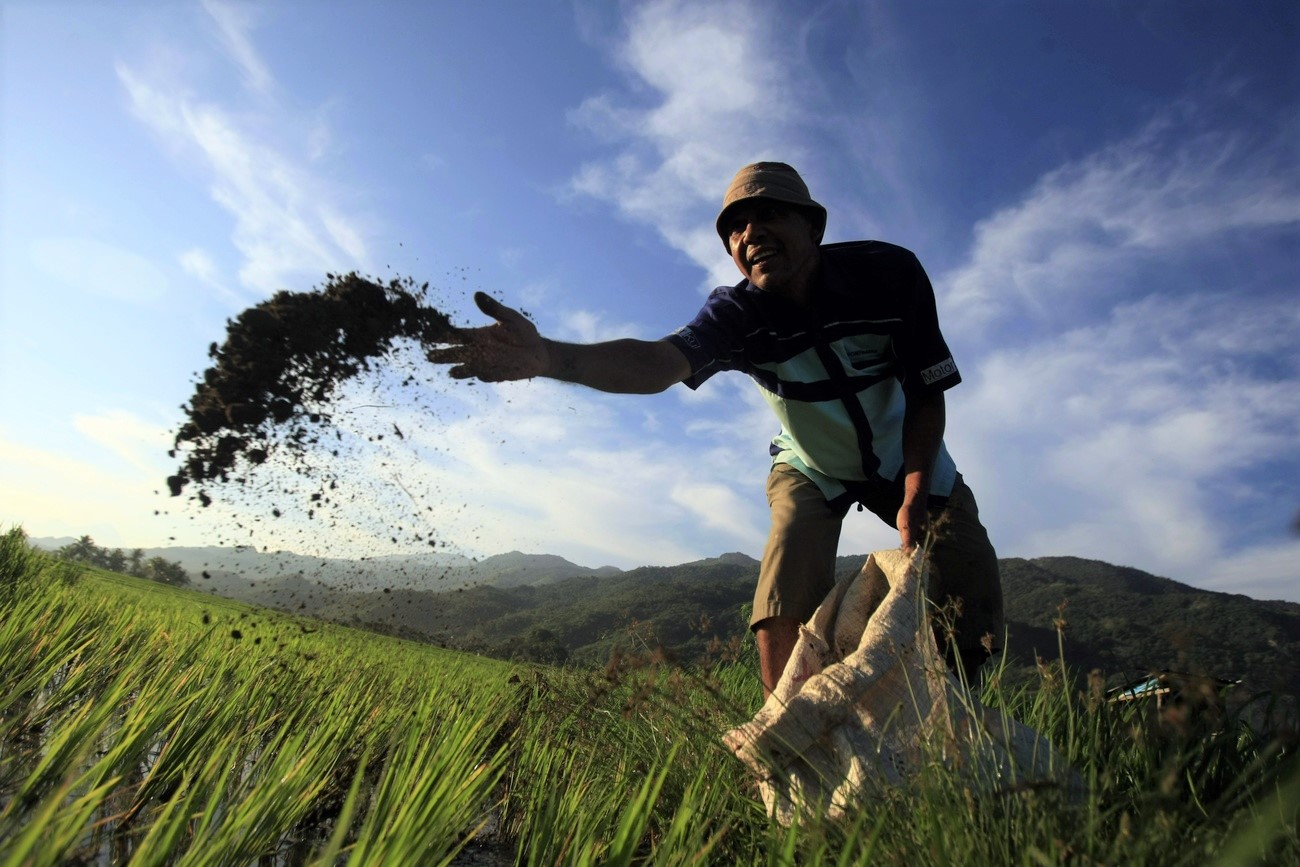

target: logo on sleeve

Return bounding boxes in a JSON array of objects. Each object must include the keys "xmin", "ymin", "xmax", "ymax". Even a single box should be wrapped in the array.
[
  {"xmin": 674, "ymin": 326, "xmax": 702, "ymax": 351},
  {"xmin": 920, "ymin": 358, "xmax": 957, "ymax": 385}
]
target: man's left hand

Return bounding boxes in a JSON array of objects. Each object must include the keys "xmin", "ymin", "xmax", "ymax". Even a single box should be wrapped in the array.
[{"xmin": 897, "ymin": 498, "xmax": 929, "ymax": 550}]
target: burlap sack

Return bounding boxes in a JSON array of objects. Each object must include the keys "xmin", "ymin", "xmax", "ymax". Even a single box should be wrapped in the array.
[{"xmin": 723, "ymin": 548, "xmax": 1082, "ymax": 825}]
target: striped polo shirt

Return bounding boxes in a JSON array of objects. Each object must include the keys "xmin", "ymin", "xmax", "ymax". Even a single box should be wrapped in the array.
[{"xmin": 665, "ymin": 240, "xmax": 962, "ymax": 506}]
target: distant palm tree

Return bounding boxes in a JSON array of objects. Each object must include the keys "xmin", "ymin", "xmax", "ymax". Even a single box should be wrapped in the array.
[
  {"xmin": 105, "ymin": 549, "xmax": 127, "ymax": 574},
  {"xmin": 58, "ymin": 535, "xmax": 99, "ymax": 565},
  {"xmin": 145, "ymin": 557, "xmax": 190, "ymax": 587}
]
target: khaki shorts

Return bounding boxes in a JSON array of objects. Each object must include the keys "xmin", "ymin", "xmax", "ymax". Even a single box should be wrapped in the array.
[{"xmin": 752, "ymin": 464, "xmax": 1005, "ymax": 655}]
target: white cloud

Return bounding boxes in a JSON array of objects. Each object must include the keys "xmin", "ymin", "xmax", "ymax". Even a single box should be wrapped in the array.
[
  {"xmin": 415, "ymin": 380, "xmax": 720, "ymax": 565},
  {"xmin": 153, "ymin": 366, "xmax": 747, "ymax": 567},
  {"xmin": 116, "ymin": 13, "xmax": 373, "ymax": 298},
  {"xmin": 1199, "ymin": 540, "xmax": 1300, "ymax": 601},
  {"xmin": 320, "ymin": 207, "xmax": 368, "ymax": 263},
  {"xmin": 921, "ymin": 89, "xmax": 1300, "ymax": 600},
  {"xmin": 670, "ymin": 481, "xmax": 766, "ymax": 548},
  {"xmin": 201, "ymin": 0, "xmax": 273, "ymax": 95},
  {"xmin": 73, "ymin": 410, "xmax": 175, "ymax": 477},
  {"xmin": 948, "ymin": 265, "xmax": 1299, "ymax": 592},
  {"xmin": 0, "ymin": 422, "xmax": 190, "ymax": 550},
  {"xmin": 178, "ymin": 246, "xmax": 250, "ymax": 307},
  {"xmin": 942, "ymin": 109, "xmax": 1300, "ymax": 337},
  {"xmin": 178, "ymin": 247, "xmax": 218, "ymax": 283},
  {"xmin": 557, "ymin": 309, "xmax": 648, "ymax": 343},
  {"xmin": 567, "ymin": 0, "xmax": 813, "ymax": 289}
]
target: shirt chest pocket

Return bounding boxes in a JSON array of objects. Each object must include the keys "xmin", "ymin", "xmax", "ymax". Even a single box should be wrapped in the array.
[{"xmin": 835, "ymin": 333, "xmax": 894, "ymax": 374}]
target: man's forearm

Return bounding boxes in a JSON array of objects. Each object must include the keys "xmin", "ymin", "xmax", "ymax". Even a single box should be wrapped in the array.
[
  {"xmin": 901, "ymin": 390, "xmax": 946, "ymax": 502},
  {"xmin": 542, "ymin": 338, "xmax": 690, "ymax": 394}
]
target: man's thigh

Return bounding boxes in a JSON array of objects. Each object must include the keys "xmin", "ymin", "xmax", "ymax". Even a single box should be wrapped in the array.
[
  {"xmin": 850, "ymin": 475, "xmax": 1005, "ymax": 654},
  {"xmin": 751, "ymin": 465, "xmax": 843, "ymax": 629},
  {"xmin": 928, "ymin": 478, "xmax": 1005, "ymax": 653}
]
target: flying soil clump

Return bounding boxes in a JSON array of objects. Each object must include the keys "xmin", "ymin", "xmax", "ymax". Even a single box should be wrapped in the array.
[{"xmin": 168, "ymin": 272, "xmax": 457, "ymax": 504}]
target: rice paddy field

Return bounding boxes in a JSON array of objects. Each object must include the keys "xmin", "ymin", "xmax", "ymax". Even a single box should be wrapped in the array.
[{"xmin": 1, "ymin": 527, "xmax": 1296, "ymax": 866}]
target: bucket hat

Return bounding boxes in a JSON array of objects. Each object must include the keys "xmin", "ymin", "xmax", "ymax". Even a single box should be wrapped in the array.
[{"xmin": 716, "ymin": 162, "xmax": 827, "ymax": 251}]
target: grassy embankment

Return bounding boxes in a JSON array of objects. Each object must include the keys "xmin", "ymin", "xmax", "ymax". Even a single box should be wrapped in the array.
[{"xmin": 1, "ymin": 527, "xmax": 1296, "ymax": 865}]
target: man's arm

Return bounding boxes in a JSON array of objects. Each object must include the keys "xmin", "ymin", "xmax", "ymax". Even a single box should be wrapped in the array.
[
  {"xmin": 543, "ymin": 337, "xmax": 692, "ymax": 394},
  {"xmin": 427, "ymin": 292, "xmax": 692, "ymax": 395},
  {"xmin": 897, "ymin": 389, "xmax": 946, "ymax": 549}
]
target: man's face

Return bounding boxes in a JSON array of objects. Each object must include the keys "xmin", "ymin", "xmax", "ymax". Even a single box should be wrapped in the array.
[{"xmin": 724, "ymin": 201, "xmax": 820, "ymax": 296}]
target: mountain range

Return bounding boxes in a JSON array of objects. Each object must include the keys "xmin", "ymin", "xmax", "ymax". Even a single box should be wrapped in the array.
[{"xmin": 31, "ymin": 538, "xmax": 1300, "ymax": 698}]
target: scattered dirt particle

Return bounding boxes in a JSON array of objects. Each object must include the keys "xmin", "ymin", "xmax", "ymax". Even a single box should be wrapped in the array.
[{"xmin": 168, "ymin": 272, "xmax": 456, "ymax": 498}]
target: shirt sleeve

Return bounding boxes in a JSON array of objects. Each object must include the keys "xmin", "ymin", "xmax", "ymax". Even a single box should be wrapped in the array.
[
  {"xmin": 895, "ymin": 252, "xmax": 961, "ymax": 396},
  {"xmin": 662, "ymin": 285, "xmax": 749, "ymax": 390}
]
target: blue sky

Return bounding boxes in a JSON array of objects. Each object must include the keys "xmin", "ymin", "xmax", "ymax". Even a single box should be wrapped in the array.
[{"xmin": 2, "ymin": 0, "xmax": 1297, "ymax": 601}]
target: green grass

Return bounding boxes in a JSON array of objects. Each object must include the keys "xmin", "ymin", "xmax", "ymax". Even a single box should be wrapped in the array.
[{"xmin": 1, "ymin": 526, "xmax": 1296, "ymax": 865}]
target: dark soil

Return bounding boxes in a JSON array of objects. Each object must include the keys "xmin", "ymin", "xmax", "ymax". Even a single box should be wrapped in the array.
[{"xmin": 168, "ymin": 273, "xmax": 456, "ymax": 504}]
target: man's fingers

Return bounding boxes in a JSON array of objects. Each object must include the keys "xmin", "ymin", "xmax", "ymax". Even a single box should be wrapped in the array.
[
  {"xmin": 474, "ymin": 291, "xmax": 530, "ymax": 327},
  {"xmin": 448, "ymin": 365, "xmax": 512, "ymax": 383},
  {"xmin": 425, "ymin": 321, "xmax": 503, "ymax": 361},
  {"xmin": 426, "ymin": 347, "xmax": 468, "ymax": 364},
  {"xmin": 427, "ymin": 293, "xmax": 542, "ymax": 383},
  {"xmin": 475, "ymin": 291, "xmax": 508, "ymax": 319}
]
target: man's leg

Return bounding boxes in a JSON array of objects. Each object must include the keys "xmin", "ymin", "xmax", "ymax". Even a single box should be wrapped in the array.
[
  {"xmin": 927, "ymin": 476, "xmax": 1005, "ymax": 684},
  {"xmin": 754, "ymin": 616, "xmax": 800, "ymax": 698},
  {"xmin": 751, "ymin": 465, "xmax": 843, "ymax": 699},
  {"xmin": 853, "ymin": 475, "xmax": 1004, "ymax": 685}
]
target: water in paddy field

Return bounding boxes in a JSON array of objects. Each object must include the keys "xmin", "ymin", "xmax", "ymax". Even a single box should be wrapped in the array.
[{"xmin": 11, "ymin": 665, "xmax": 516, "ymax": 864}]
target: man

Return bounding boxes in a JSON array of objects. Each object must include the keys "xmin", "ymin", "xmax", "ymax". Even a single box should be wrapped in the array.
[{"xmin": 428, "ymin": 162, "xmax": 1003, "ymax": 695}]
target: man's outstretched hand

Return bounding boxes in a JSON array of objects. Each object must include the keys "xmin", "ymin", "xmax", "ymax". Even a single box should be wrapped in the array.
[{"xmin": 427, "ymin": 292, "xmax": 549, "ymax": 382}]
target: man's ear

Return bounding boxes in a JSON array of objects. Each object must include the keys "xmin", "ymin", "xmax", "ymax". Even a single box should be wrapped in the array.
[{"xmin": 801, "ymin": 209, "xmax": 824, "ymax": 245}]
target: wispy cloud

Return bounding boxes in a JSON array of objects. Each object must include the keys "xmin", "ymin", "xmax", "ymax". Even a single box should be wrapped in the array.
[
  {"xmin": 200, "ymin": 0, "xmax": 273, "ymax": 95},
  {"xmin": 566, "ymin": 0, "xmax": 814, "ymax": 290},
  {"xmin": 408, "ymin": 378, "xmax": 762, "ymax": 566},
  {"xmin": 116, "ymin": 6, "xmax": 373, "ymax": 297},
  {"xmin": 0, "ymin": 419, "xmax": 185, "ymax": 548},
  {"xmin": 178, "ymin": 247, "xmax": 248, "ymax": 308},
  {"xmin": 1200, "ymin": 539, "xmax": 1300, "ymax": 601},
  {"xmin": 943, "ymin": 101, "xmax": 1300, "ymax": 588},
  {"xmin": 556, "ymin": 309, "xmax": 649, "ymax": 343},
  {"xmin": 555, "ymin": 3, "xmax": 1300, "ymax": 599},
  {"xmin": 942, "ymin": 105, "xmax": 1300, "ymax": 338},
  {"xmin": 216, "ymin": 373, "xmax": 754, "ymax": 567},
  {"xmin": 73, "ymin": 410, "xmax": 176, "ymax": 478}
]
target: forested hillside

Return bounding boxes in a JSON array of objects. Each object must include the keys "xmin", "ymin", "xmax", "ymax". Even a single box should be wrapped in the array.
[
  {"xmin": 37, "ymin": 537, "xmax": 1299, "ymax": 696},
  {"xmin": 321, "ymin": 555, "xmax": 764, "ymax": 666},
  {"xmin": 322, "ymin": 553, "xmax": 1299, "ymax": 697},
  {"xmin": 998, "ymin": 557, "xmax": 1300, "ymax": 696}
]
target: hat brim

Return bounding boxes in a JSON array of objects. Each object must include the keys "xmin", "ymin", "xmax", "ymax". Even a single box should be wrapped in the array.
[{"xmin": 716, "ymin": 196, "xmax": 827, "ymax": 250}]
